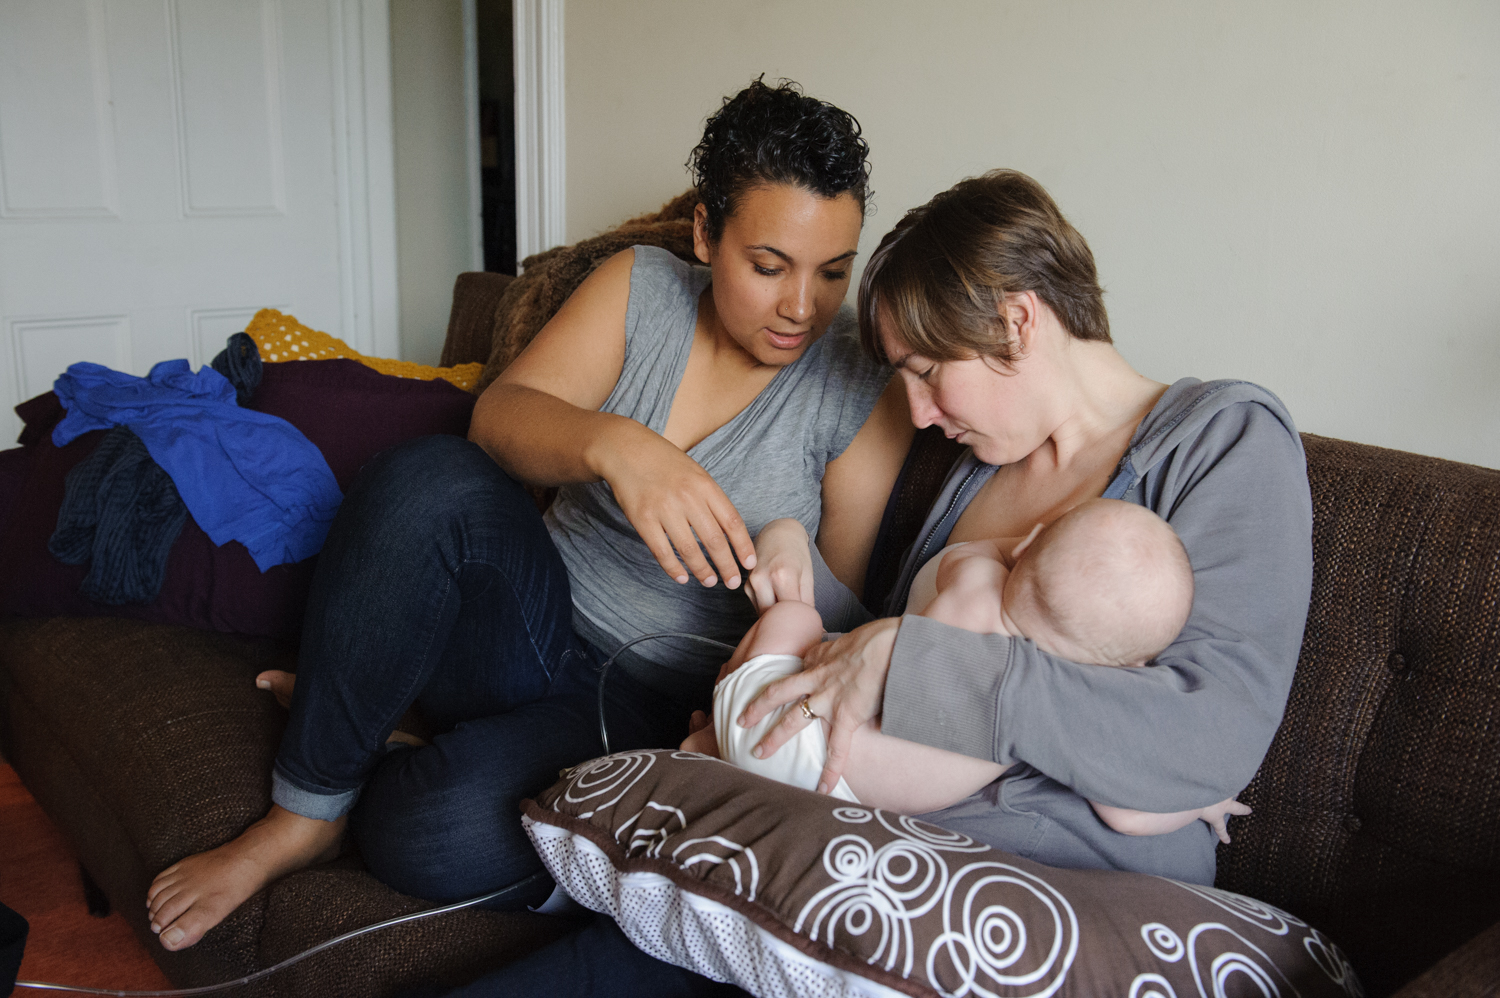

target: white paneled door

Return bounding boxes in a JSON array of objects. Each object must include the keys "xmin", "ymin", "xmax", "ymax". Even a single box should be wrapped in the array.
[{"xmin": 0, "ymin": 0, "xmax": 397, "ymax": 444}]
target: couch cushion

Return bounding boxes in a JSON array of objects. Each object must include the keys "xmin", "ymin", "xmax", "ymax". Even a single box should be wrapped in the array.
[
  {"xmin": 0, "ymin": 616, "xmax": 564, "ymax": 996},
  {"xmin": 2, "ymin": 358, "xmax": 475, "ymax": 641},
  {"xmin": 525, "ymin": 750, "xmax": 1362, "ymax": 998},
  {"xmin": 1215, "ymin": 434, "xmax": 1500, "ymax": 995}
]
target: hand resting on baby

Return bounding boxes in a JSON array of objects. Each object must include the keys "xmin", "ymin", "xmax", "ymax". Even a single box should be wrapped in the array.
[{"xmin": 682, "ymin": 498, "xmax": 1251, "ymax": 844}]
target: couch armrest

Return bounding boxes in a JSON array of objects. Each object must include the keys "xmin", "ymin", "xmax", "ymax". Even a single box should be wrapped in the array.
[
  {"xmin": 441, "ymin": 272, "xmax": 514, "ymax": 369},
  {"xmin": 1390, "ymin": 918, "xmax": 1500, "ymax": 998}
]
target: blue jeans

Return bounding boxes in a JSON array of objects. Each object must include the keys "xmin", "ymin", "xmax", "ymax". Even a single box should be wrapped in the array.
[
  {"xmin": 405, "ymin": 913, "xmax": 745, "ymax": 998},
  {"xmin": 271, "ymin": 435, "xmax": 698, "ymax": 903}
]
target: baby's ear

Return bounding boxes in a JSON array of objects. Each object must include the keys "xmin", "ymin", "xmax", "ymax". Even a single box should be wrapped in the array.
[{"xmin": 1008, "ymin": 522, "xmax": 1045, "ymax": 564}]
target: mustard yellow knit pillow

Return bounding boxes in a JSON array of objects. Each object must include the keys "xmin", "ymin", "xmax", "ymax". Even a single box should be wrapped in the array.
[{"xmin": 244, "ymin": 309, "xmax": 484, "ymax": 393}]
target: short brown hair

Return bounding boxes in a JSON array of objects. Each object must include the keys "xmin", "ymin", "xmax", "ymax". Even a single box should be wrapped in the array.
[{"xmin": 858, "ymin": 170, "xmax": 1109, "ymax": 364}]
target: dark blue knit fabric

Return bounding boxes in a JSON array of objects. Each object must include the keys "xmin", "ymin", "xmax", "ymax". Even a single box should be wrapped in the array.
[
  {"xmin": 211, "ymin": 332, "xmax": 262, "ymax": 405},
  {"xmin": 48, "ymin": 334, "xmax": 336, "ymax": 601},
  {"xmin": 48, "ymin": 426, "xmax": 190, "ymax": 605}
]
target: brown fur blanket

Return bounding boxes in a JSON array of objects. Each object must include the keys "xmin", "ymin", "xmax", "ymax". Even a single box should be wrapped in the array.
[{"xmin": 477, "ymin": 189, "xmax": 700, "ymax": 391}]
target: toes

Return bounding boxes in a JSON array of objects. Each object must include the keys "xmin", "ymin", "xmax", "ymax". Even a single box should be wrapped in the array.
[
  {"xmin": 159, "ymin": 905, "xmax": 220, "ymax": 951},
  {"xmin": 148, "ymin": 889, "xmax": 180, "ymax": 925},
  {"xmin": 255, "ymin": 670, "xmax": 296, "ymax": 708},
  {"xmin": 151, "ymin": 888, "xmax": 196, "ymax": 933},
  {"xmin": 150, "ymin": 862, "xmax": 181, "ymax": 889},
  {"xmin": 147, "ymin": 876, "xmax": 180, "ymax": 911}
]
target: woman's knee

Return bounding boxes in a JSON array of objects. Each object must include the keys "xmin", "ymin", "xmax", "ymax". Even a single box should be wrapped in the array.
[
  {"xmin": 328, "ymin": 435, "xmax": 549, "ymax": 572},
  {"xmin": 348, "ymin": 436, "xmax": 526, "ymax": 522}
]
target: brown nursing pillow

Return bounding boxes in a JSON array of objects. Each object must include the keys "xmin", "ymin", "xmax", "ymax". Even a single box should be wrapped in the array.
[{"xmin": 523, "ymin": 750, "xmax": 1363, "ymax": 998}]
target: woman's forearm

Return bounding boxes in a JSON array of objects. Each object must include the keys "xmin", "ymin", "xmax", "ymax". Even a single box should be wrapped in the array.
[
  {"xmin": 472, "ymin": 380, "xmax": 757, "ymax": 589},
  {"xmin": 469, "ymin": 383, "xmax": 644, "ymax": 487}
]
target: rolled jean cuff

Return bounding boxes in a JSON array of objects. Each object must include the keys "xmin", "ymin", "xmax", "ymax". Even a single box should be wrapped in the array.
[{"xmin": 271, "ymin": 767, "xmax": 361, "ymax": 821}]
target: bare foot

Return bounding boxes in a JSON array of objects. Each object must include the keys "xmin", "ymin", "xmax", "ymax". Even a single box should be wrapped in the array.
[
  {"xmin": 255, "ymin": 669, "xmax": 295, "ymax": 709},
  {"xmin": 146, "ymin": 805, "xmax": 344, "ymax": 951},
  {"xmin": 679, "ymin": 711, "xmax": 719, "ymax": 755},
  {"xmin": 255, "ymin": 670, "xmax": 428, "ymax": 746}
]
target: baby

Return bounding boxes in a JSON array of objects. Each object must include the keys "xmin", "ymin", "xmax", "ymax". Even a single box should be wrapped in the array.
[{"xmin": 681, "ymin": 498, "xmax": 1250, "ymax": 843}]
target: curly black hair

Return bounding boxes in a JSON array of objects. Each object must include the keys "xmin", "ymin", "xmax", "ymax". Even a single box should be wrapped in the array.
[{"xmin": 687, "ymin": 77, "xmax": 871, "ymax": 242}]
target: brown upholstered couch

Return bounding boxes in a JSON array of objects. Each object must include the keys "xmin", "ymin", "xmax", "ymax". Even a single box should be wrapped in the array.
[{"xmin": 2, "ymin": 270, "xmax": 1498, "ymax": 997}]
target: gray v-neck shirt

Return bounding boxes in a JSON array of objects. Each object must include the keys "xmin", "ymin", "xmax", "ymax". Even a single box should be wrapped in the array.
[{"xmin": 546, "ymin": 246, "xmax": 889, "ymax": 694}]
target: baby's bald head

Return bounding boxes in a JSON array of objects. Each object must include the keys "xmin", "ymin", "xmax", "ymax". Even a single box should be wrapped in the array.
[{"xmin": 1005, "ymin": 499, "xmax": 1193, "ymax": 667}]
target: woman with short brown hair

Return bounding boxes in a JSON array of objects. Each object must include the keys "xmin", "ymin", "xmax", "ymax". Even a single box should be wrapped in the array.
[{"xmin": 742, "ymin": 169, "xmax": 1314, "ymax": 887}]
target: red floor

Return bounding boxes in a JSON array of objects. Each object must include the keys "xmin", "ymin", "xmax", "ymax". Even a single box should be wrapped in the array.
[{"xmin": 1, "ymin": 761, "xmax": 172, "ymax": 994}]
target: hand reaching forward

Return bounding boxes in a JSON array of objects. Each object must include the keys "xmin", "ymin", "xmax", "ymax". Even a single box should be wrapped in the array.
[
  {"xmin": 738, "ymin": 616, "xmax": 901, "ymax": 795},
  {"xmin": 595, "ymin": 420, "xmax": 757, "ymax": 589}
]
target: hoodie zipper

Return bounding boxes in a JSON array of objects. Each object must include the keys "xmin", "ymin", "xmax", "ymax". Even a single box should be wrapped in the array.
[{"xmin": 890, "ymin": 461, "xmax": 989, "ymax": 614}]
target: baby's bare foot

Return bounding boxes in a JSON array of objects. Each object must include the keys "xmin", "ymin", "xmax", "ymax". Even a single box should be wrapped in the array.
[
  {"xmin": 146, "ymin": 805, "xmax": 343, "ymax": 951},
  {"xmin": 255, "ymin": 669, "xmax": 295, "ymax": 709}
]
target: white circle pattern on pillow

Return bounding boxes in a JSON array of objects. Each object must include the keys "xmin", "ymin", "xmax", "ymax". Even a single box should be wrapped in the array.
[{"xmin": 524, "ymin": 751, "xmax": 1364, "ymax": 998}]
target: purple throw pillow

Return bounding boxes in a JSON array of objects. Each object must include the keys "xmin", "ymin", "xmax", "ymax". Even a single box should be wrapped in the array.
[{"xmin": 1, "ymin": 359, "xmax": 476, "ymax": 641}]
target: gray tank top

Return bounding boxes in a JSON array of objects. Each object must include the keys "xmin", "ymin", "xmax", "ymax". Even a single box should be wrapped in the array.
[{"xmin": 545, "ymin": 246, "xmax": 889, "ymax": 695}]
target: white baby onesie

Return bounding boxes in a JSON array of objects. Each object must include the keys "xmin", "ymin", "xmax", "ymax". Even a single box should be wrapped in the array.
[{"xmin": 712, "ymin": 653, "xmax": 859, "ymax": 803}]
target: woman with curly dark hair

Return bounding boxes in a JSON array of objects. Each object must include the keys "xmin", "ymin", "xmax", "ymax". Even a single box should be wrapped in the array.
[{"xmin": 141, "ymin": 79, "xmax": 911, "ymax": 990}]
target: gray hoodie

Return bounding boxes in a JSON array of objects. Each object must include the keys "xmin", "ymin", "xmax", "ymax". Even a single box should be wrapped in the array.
[{"xmin": 812, "ymin": 378, "xmax": 1313, "ymax": 884}]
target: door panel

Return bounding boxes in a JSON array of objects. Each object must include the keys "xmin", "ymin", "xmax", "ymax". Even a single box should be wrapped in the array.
[
  {"xmin": 0, "ymin": 0, "xmax": 118, "ymax": 218},
  {"xmin": 0, "ymin": 0, "xmax": 363, "ymax": 444},
  {"xmin": 169, "ymin": 0, "xmax": 285, "ymax": 215}
]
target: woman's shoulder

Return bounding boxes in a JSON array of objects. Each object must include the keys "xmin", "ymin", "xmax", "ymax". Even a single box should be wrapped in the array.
[
  {"xmin": 787, "ymin": 307, "xmax": 890, "ymax": 417},
  {"xmin": 628, "ymin": 245, "xmax": 709, "ymax": 298},
  {"xmin": 621, "ymin": 246, "xmax": 711, "ymax": 349},
  {"xmin": 1131, "ymin": 378, "xmax": 1302, "ymax": 468},
  {"xmin": 1120, "ymin": 377, "xmax": 1310, "ymax": 525}
]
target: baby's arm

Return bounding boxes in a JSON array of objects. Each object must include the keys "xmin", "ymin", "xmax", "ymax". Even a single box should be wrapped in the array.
[
  {"xmin": 922, "ymin": 544, "xmax": 1010, "ymax": 634},
  {"xmin": 1090, "ymin": 797, "xmax": 1252, "ymax": 844}
]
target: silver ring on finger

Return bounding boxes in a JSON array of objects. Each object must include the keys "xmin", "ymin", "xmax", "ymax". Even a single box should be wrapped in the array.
[{"xmin": 798, "ymin": 695, "xmax": 819, "ymax": 721}]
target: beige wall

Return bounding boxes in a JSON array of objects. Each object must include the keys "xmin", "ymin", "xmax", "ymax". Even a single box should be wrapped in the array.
[
  {"xmin": 565, "ymin": 0, "xmax": 1500, "ymax": 468},
  {"xmin": 391, "ymin": 0, "xmax": 472, "ymax": 365}
]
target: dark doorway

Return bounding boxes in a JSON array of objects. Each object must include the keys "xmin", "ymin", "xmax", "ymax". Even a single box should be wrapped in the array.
[{"xmin": 476, "ymin": 0, "xmax": 516, "ymax": 275}]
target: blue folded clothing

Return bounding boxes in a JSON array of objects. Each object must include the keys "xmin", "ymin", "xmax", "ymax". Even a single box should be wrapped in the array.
[{"xmin": 52, "ymin": 356, "xmax": 341, "ymax": 572}]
